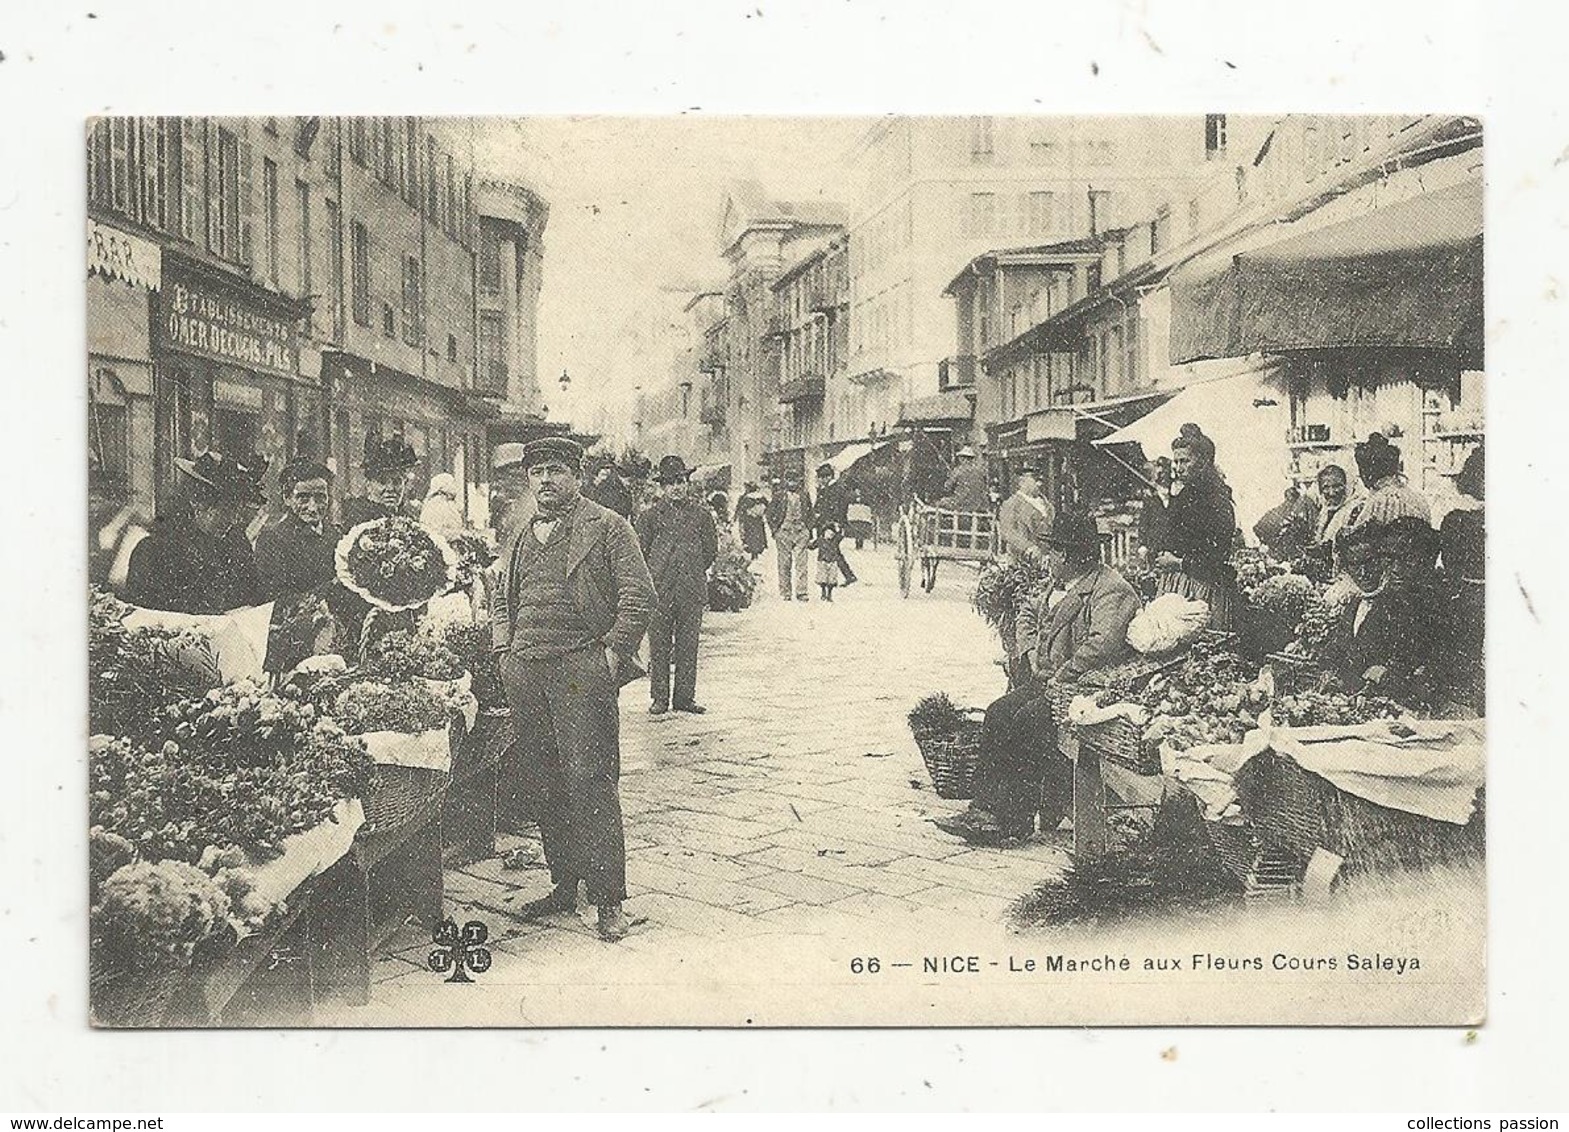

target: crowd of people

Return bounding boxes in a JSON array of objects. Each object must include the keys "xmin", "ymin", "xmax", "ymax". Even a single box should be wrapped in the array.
[{"xmin": 939, "ymin": 423, "xmax": 1486, "ymax": 848}]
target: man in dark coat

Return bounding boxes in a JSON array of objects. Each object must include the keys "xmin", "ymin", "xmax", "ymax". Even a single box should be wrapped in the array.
[
  {"xmin": 635, "ymin": 455, "xmax": 720, "ymax": 715},
  {"xmin": 489, "ymin": 437, "xmax": 656, "ymax": 941},
  {"xmin": 813, "ymin": 463, "xmax": 857, "ymax": 586},
  {"xmin": 582, "ymin": 454, "xmax": 636, "ymax": 519},
  {"xmin": 936, "ymin": 513, "xmax": 1141, "ymax": 846},
  {"xmin": 254, "ymin": 458, "xmax": 340, "ymax": 600},
  {"xmin": 342, "ymin": 434, "xmax": 418, "ymax": 528},
  {"xmin": 125, "ymin": 452, "xmax": 267, "ymax": 615}
]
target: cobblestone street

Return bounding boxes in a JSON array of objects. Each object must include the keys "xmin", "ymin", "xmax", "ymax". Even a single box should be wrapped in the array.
[{"xmin": 335, "ymin": 546, "xmax": 1072, "ymax": 1024}]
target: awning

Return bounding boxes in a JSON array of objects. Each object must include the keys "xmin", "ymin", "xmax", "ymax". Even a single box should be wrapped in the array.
[
  {"xmin": 692, "ymin": 462, "xmax": 732, "ymax": 487},
  {"xmin": 1169, "ymin": 179, "xmax": 1483, "ymax": 364},
  {"xmin": 896, "ymin": 390, "xmax": 975, "ymax": 426},
  {"xmin": 824, "ymin": 439, "xmax": 895, "ymax": 477},
  {"xmin": 1095, "ymin": 362, "xmax": 1290, "ymax": 536},
  {"xmin": 88, "ymin": 219, "xmax": 161, "ymax": 291}
]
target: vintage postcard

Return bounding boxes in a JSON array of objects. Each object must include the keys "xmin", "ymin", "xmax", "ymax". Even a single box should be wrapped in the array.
[{"xmin": 85, "ymin": 113, "xmax": 1485, "ymax": 1028}]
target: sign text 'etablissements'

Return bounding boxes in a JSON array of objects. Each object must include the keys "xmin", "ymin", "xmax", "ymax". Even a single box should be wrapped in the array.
[{"xmin": 159, "ymin": 272, "xmax": 299, "ymax": 378}]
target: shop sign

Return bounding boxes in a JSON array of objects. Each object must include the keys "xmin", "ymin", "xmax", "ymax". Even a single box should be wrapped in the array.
[
  {"xmin": 157, "ymin": 267, "xmax": 299, "ymax": 378},
  {"xmin": 87, "ymin": 219, "xmax": 161, "ymax": 291}
]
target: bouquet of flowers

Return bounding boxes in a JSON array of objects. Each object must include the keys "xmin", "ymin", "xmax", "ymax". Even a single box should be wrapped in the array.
[
  {"xmin": 440, "ymin": 620, "xmax": 505, "ymax": 710},
  {"xmin": 332, "ymin": 679, "xmax": 454, "ymax": 736},
  {"xmin": 445, "ymin": 531, "xmax": 497, "ymax": 594},
  {"xmin": 335, "ymin": 516, "xmax": 459, "ymax": 612},
  {"xmin": 707, "ymin": 540, "xmax": 758, "ymax": 613},
  {"xmin": 971, "ymin": 557, "xmax": 1054, "ymax": 634}
]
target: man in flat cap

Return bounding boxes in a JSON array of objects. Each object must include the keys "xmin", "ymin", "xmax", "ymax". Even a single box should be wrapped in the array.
[
  {"xmin": 635, "ymin": 455, "xmax": 719, "ymax": 716},
  {"xmin": 489, "ymin": 436, "xmax": 656, "ymax": 941}
]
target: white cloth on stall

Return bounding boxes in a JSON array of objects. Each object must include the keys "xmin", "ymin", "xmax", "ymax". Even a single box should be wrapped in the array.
[
  {"xmin": 356, "ymin": 728, "xmax": 454, "ymax": 773},
  {"xmin": 123, "ymin": 602, "xmax": 274, "ymax": 684},
  {"xmin": 232, "ymin": 798, "xmax": 365, "ymax": 936}
]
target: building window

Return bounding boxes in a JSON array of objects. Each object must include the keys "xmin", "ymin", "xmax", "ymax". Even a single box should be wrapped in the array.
[
  {"xmin": 477, "ymin": 312, "xmax": 506, "ymax": 396},
  {"xmin": 262, "ymin": 158, "xmax": 280, "ymax": 283},
  {"xmin": 968, "ymin": 116, "xmax": 995, "ymax": 165},
  {"xmin": 444, "ymin": 156, "xmax": 458, "ymax": 236},
  {"xmin": 403, "ymin": 119, "xmax": 421, "ymax": 206},
  {"xmin": 1088, "ymin": 190, "xmax": 1118, "ymax": 236},
  {"xmin": 1151, "ymin": 205, "xmax": 1172, "ymax": 254},
  {"xmin": 478, "ymin": 226, "xmax": 503, "ymax": 293},
  {"xmin": 1028, "ymin": 135, "xmax": 1059, "ymax": 165},
  {"xmin": 1205, "ymin": 114, "xmax": 1228, "ymax": 161},
  {"xmin": 326, "ymin": 199, "xmax": 344, "ymax": 342},
  {"xmin": 206, "ymin": 124, "xmax": 247, "ymax": 264},
  {"xmin": 401, "ymin": 254, "xmax": 424, "ymax": 346},
  {"xmin": 447, "ymin": 333, "xmax": 458, "ymax": 362},
  {"xmin": 350, "ymin": 221, "xmax": 371, "ymax": 327},
  {"xmin": 965, "ymin": 192, "xmax": 996, "ymax": 238},
  {"xmin": 425, "ymin": 136, "xmax": 439, "ymax": 219},
  {"xmin": 381, "ymin": 303, "xmax": 396, "ymax": 339},
  {"xmin": 296, "ymin": 181, "xmax": 312, "ymax": 320},
  {"xmin": 378, "ymin": 117, "xmax": 398, "ymax": 188},
  {"xmin": 1026, "ymin": 191, "xmax": 1057, "ymax": 236}
]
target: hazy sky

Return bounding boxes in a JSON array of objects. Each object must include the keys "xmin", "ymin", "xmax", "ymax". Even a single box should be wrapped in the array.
[{"xmin": 478, "ymin": 117, "xmax": 869, "ymax": 425}]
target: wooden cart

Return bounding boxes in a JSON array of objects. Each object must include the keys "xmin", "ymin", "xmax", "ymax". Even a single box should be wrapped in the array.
[{"xmin": 914, "ymin": 506, "xmax": 998, "ymax": 592}]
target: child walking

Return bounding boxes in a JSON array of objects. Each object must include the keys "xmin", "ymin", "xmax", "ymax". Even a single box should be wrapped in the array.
[{"xmin": 815, "ymin": 521, "xmax": 843, "ymax": 602}]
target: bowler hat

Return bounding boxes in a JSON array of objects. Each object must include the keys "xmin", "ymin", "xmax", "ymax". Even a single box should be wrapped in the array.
[
  {"xmin": 492, "ymin": 442, "xmax": 528, "ymax": 472},
  {"xmin": 521, "ymin": 437, "xmax": 585, "ymax": 471},
  {"xmin": 1046, "ymin": 512, "xmax": 1101, "ymax": 558},
  {"xmin": 364, "ymin": 434, "xmax": 418, "ymax": 478},
  {"xmin": 655, "ymin": 454, "xmax": 693, "ymax": 484},
  {"xmin": 175, "ymin": 450, "xmax": 268, "ymax": 505}
]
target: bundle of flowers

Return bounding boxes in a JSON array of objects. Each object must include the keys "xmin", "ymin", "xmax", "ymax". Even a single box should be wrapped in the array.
[
  {"xmin": 91, "ymin": 859, "xmax": 232, "ymax": 975},
  {"xmin": 1232, "ymin": 547, "xmax": 1290, "ymax": 604},
  {"xmin": 89, "ymin": 586, "xmax": 217, "ymax": 738},
  {"xmin": 907, "ymin": 692, "xmax": 968, "ymax": 742},
  {"xmin": 359, "ymin": 628, "xmax": 467, "ymax": 683},
  {"xmin": 971, "ymin": 557, "xmax": 1054, "ymax": 634},
  {"xmin": 708, "ymin": 541, "xmax": 758, "ymax": 612},
  {"xmin": 1249, "ymin": 572, "xmax": 1320, "ymax": 625},
  {"xmin": 1283, "ymin": 586, "xmax": 1359, "ymax": 661},
  {"xmin": 445, "ymin": 531, "xmax": 497, "ymax": 594},
  {"xmin": 1136, "ymin": 645, "xmax": 1264, "ymax": 752},
  {"xmin": 332, "ymin": 679, "xmax": 454, "ymax": 736},
  {"xmin": 439, "ymin": 620, "xmax": 505, "ymax": 710},
  {"xmin": 89, "ymin": 723, "xmax": 372, "ymax": 866},
  {"xmin": 335, "ymin": 516, "xmax": 459, "ymax": 612}
]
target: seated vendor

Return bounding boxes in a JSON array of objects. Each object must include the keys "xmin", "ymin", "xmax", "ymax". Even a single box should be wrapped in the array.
[
  {"xmin": 935, "ymin": 513, "xmax": 1142, "ymax": 846},
  {"xmin": 1328, "ymin": 516, "xmax": 1450, "ymax": 709}
]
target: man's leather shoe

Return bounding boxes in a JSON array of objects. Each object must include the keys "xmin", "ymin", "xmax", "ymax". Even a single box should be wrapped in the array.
[
  {"xmin": 649, "ymin": 703, "xmax": 668, "ymax": 716},
  {"xmin": 674, "ymin": 702, "xmax": 707, "ymax": 714},
  {"xmin": 597, "ymin": 903, "xmax": 630, "ymax": 941},
  {"xmin": 516, "ymin": 883, "xmax": 577, "ymax": 920}
]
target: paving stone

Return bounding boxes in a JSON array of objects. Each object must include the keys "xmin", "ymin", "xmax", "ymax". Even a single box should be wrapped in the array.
[{"xmin": 748, "ymin": 869, "xmax": 865, "ymax": 905}]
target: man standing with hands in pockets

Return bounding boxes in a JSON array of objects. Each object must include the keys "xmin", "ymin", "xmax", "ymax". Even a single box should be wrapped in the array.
[
  {"xmin": 636, "ymin": 455, "xmax": 720, "ymax": 716},
  {"xmin": 490, "ymin": 438, "xmax": 655, "ymax": 941}
]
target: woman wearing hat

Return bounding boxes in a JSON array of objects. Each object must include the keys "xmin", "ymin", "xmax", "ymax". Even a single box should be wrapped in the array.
[
  {"xmin": 342, "ymin": 434, "xmax": 419, "ymax": 528},
  {"xmin": 125, "ymin": 451, "xmax": 267, "ymax": 614},
  {"xmin": 1152, "ymin": 424, "xmax": 1240, "ymax": 631}
]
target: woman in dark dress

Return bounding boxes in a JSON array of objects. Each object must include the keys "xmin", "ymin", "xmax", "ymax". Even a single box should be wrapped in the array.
[{"xmin": 1152, "ymin": 424, "xmax": 1240, "ymax": 631}]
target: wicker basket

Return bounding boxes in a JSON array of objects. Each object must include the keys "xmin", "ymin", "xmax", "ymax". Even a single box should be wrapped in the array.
[
  {"xmin": 1080, "ymin": 716, "xmax": 1159, "ymax": 776},
  {"xmin": 916, "ymin": 717, "xmax": 984, "ymax": 800},
  {"xmin": 1204, "ymin": 818, "xmax": 1266, "ymax": 884},
  {"xmin": 1236, "ymin": 751, "xmax": 1485, "ymax": 876},
  {"xmin": 360, "ymin": 764, "xmax": 451, "ymax": 835}
]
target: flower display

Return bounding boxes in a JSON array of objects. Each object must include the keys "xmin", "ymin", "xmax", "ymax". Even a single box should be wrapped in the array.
[
  {"xmin": 332, "ymin": 679, "xmax": 455, "ymax": 736},
  {"xmin": 707, "ymin": 541, "xmax": 758, "ymax": 612},
  {"xmin": 359, "ymin": 628, "xmax": 467, "ymax": 683},
  {"xmin": 335, "ymin": 517, "xmax": 459, "ymax": 612},
  {"xmin": 91, "ymin": 859, "xmax": 233, "ymax": 973},
  {"xmin": 445, "ymin": 531, "xmax": 497, "ymax": 594},
  {"xmin": 89, "ymin": 586, "xmax": 217, "ymax": 738}
]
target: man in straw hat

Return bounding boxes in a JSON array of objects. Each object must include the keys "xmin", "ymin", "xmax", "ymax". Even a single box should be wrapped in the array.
[
  {"xmin": 489, "ymin": 436, "xmax": 655, "ymax": 941},
  {"xmin": 935, "ymin": 512, "xmax": 1139, "ymax": 847},
  {"xmin": 635, "ymin": 455, "xmax": 719, "ymax": 716},
  {"xmin": 125, "ymin": 450, "xmax": 267, "ymax": 615}
]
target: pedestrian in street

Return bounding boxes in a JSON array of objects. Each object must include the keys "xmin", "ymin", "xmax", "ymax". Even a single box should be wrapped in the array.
[
  {"xmin": 1152, "ymin": 423, "xmax": 1241, "ymax": 631},
  {"xmin": 342, "ymin": 434, "xmax": 418, "ymax": 528},
  {"xmin": 708, "ymin": 490, "xmax": 732, "ymax": 533},
  {"xmin": 736, "ymin": 480, "xmax": 770, "ymax": 561},
  {"xmin": 997, "ymin": 459, "xmax": 1055, "ymax": 565},
  {"xmin": 846, "ymin": 489, "xmax": 875, "ymax": 549},
  {"xmin": 766, "ymin": 473, "xmax": 813, "ymax": 601},
  {"xmin": 125, "ymin": 451, "xmax": 267, "ymax": 615},
  {"xmin": 813, "ymin": 463, "xmax": 858, "ymax": 586},
  {"xmin": 489, "ymin": 437, "xmax": 655, "ymax": 942},
  {"xmin": 815, "ymin": 520, "xmax": 843, "ymax": 602},
  {"xmin": 935, "ymin": 513, "xmax": 1142, "ymax": 846},
  {"xmin": 418, "ymin": 471, "xmax": 466, "ymax": 539},
  {"xmin": 255, "ymin": 458, "xmax": 340, "ymax": 601},
  {"xmin": 583, "ymin": 453, "xmax": 635, "ymax": 519},
  {"xmin": 636, "ymin": 456, "xmax": 720, "ymax": 716}
]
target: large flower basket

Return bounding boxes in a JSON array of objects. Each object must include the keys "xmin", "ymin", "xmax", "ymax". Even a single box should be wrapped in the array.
[
  {"xmin": 1080, "ymin": 716, "xmax": 1160, "ymax": 777},
  {"xmin": 916, "ymin": 715, "xmax": 985, "ymax": 800}
]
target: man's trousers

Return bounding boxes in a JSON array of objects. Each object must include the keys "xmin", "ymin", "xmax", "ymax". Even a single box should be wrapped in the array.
[
  {"xmin": 648, "ymin": 590, "xmax": 704, "ymax": 708},
  {"xmin": 499, "ymin": 646, "xmax": 627, "ymax": 905}
]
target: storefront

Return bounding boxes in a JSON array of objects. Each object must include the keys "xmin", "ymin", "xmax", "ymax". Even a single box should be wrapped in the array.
[
  {"xmin": 152, "ymin": 255, "xmax": 311, "ymax": 513},
  {"xmin": 88, "ymin": 219, "xmax": 162, "ymax": 517}
]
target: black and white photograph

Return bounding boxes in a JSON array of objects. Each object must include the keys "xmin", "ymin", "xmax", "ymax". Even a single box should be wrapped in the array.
[{"xmin": 83, "ymin": 110, "xmax": 1488, "ymax": 1028}]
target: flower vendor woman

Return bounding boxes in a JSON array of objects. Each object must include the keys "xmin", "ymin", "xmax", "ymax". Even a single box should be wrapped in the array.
[
  {"xmin": 1152, "ymin": 423, "xmax": 1240, "ymax": 631},
  {"xmin": 342, "ymin": 434, "xmax": 419, "ymax": 528}
]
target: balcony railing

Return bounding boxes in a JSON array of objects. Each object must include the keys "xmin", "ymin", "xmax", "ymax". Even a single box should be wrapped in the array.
[
  {"xmin": 779, "ymin": 374, "xmax": 826, "ymax": 404},
  {"xmin": 698, "ymin": 350, "xmax": 726, "ymax": 374},
  {"xmin": 808, "ymin": 280, "xmax": 845, "ymax": 316},
  {"xmin": 939, "ymin": 354, "xmax": 977, "ymax": 391},
  {"xmin": 699, "ymin": 402, "xmax": 727, "ymax": 427}
]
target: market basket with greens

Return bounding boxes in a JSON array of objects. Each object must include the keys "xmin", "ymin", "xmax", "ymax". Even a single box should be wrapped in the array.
[{"xmin": 907, "ymin": 692, "xmax": 985, "ymax": 799}]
